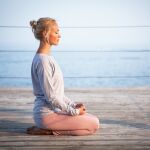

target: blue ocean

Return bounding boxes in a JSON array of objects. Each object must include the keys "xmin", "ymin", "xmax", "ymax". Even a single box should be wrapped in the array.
[{"xmin": 0, "ymin": 50, "xmax": 150, "ymax": 88}]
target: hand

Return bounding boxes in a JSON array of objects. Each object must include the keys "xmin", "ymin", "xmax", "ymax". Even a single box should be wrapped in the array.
[
  {"xmin": 75, "ymin": 103, "xmax": 86, "ymax": 115},
  {"xmin": 78, "ymin": 107, "xmax": 86, "ymax": 115},
  {"xmin": 75, "ymin": 103, "xmax": 84, "ymax": 108}
]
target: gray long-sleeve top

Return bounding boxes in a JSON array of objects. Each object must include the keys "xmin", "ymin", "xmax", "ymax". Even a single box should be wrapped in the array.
[{"xmin": 31, "ymin": 53, "xmax": 79, "ymax": 117}]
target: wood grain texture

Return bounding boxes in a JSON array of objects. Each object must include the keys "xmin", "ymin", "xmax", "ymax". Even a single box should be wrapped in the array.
[{"xmin": 0, "ymin": 87, "xmax": 150, "ymax": 150}]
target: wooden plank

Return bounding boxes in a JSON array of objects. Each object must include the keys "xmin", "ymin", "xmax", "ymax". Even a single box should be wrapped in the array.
[
  {"xmin": 0, "ymin": 88, "xmax": 150, "ymax": 150},
  {"xmin": 1, "ymin": 146, "xmax": 150, "ymax": 150},
  {"xmin": 0, "ymin": 139, "xmax": 150, "ymax": 146},
  {"xmin": 0, "ymin": 134, "xmax": 150, "ymax": 141}
]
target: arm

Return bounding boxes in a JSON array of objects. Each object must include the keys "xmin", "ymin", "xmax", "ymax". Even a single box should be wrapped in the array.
[
  {"xmin": 37, "ymin": 60, "xmax": 79, "ymax": 116},
  {"xmin": 63, "ymin": 95, "xmax": 76, "ymax": 108},
  {"xmin": 63, "ymin": 96, "xmax": 86, "ymax": 115}
]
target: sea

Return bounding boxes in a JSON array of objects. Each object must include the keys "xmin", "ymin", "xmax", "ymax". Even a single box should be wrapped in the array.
[{"xmin": 0, "ymin": 50, "xmax": 150, "ymax": 88}]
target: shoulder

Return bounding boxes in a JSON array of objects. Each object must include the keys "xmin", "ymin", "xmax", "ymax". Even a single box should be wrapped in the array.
[
  {"xmin": 34, "ymin": 54, "xmax": 55, "ymax": 72},
  {"xmin": 33, "ymin": 54, "xmax": 52, "ymax": 65}
]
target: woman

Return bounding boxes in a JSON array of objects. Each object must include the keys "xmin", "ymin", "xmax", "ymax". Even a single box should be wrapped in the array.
[{"xmin": 27, "ymin": 17, "xmax": 100, "ymax": 136}]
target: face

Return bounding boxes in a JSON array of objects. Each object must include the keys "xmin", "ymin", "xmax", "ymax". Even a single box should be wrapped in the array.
[{"xmin": 48, "ymin": 24, "xmax": 61, "ymax": 45}]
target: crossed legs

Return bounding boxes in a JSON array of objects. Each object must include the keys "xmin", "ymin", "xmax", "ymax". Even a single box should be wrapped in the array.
[{"xmin": 40, "ymin": 113, "xmax": 100, "ymax": 136}]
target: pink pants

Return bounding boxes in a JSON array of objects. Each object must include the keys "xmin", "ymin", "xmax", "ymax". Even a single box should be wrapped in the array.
[{"xmin": 40, "ymin": 113, "xmax": 100, "ymax": 136}]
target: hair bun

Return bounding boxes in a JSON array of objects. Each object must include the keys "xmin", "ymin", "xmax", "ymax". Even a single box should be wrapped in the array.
[{"xmin": 30, "ymin": 20, "xmax": 37, "ymax": 29}]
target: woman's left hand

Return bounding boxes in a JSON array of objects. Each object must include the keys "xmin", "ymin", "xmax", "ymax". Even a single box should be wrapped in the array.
[
  {"xmin": 75, "ymin": 103, "xmax": 86, "ymax": 111},
  {"xmin": 75, "ymin": 103, "xmax": 83, "ymax": 108}
]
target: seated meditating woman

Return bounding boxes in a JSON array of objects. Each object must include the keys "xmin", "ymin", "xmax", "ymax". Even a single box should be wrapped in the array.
[{"xmin": 27, "ymin": 17, "xmax": 100, "ymax": 136}]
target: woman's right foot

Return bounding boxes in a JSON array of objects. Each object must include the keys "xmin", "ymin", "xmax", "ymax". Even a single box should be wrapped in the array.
[{"xmin": 26, "ymin": 126, "xmax": 53, "ymax": 135}]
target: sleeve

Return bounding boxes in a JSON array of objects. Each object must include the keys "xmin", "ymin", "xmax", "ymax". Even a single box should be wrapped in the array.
[
  {"xmin": 37, "ymin": 59, "xmax": 79, "ymax": 116},
  {"xmin": 63, "ymin": 95, "xmax": 76, "ymax": 108}
]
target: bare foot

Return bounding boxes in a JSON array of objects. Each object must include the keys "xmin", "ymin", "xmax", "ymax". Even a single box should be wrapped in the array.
[{"xmin": 26, "ymin": 126, "xmax": 53, "ymax": 135}]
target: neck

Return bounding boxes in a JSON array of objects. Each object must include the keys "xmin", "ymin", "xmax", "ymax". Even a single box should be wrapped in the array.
[{"xmin": 37, "ymin": 41, "xmax": 52, "ymax": 55}]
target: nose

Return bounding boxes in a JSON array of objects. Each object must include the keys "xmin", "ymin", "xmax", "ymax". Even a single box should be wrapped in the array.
[{"xmin": 58, "ymin": 34, "xmax": 61, "ymax": 38}]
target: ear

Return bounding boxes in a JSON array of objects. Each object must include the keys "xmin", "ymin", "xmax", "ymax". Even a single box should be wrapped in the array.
[{"xmin": 42, "ymin": 30, "xmax": 47, "ymax": 37}]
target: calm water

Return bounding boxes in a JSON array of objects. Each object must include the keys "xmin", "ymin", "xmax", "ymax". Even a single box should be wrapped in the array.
[{"xmin": 0, "ymin": 51, "xmax": 150, "ymax": 88}]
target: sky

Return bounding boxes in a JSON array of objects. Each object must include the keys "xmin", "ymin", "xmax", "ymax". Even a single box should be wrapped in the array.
[{"xmin": 0, "ymin": 0, "xmax": 150, "ymax": 51}]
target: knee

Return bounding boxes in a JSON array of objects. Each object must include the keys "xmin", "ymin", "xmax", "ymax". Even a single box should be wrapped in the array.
[
  {"xmin": 89, "ymin": 117, "xmax": 100, "ymax": 133},
  {"xmin": 93, "ymin": 117, "xmax": 100, "ymax": 130}
]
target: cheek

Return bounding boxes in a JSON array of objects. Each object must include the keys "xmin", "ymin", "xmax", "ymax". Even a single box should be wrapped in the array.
[
  {"xmin": 49, "ymin": 35, "xmax": 58, "ymax": 41},
  {"xmin": 49, "ymin": 35, "xmax": 59, "ymax": 44}
]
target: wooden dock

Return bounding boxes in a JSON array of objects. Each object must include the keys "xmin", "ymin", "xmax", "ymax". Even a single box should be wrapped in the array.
[{"xmin": 0, "ymin": 87, "xmax": 150, "ymax": 150}]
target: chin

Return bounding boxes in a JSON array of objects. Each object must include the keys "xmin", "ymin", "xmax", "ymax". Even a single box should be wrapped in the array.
[
  {"xmin": 55, "ymin": 41, "xmax": 60, "ymax": 45},
  {"xmin": 53, "ymin": 43, "xmax": 59, "ymax": 46}
]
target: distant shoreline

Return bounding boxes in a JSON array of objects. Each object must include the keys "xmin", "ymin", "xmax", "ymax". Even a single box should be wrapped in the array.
[{"xmin": 0, "ymin": 86, "xmax": 150, "ymax": 91}]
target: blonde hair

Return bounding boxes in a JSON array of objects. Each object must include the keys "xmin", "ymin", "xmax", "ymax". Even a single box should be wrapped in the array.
[{"xmin": 30, "ymin": 17, "xmax": 57, "ymax": 40}]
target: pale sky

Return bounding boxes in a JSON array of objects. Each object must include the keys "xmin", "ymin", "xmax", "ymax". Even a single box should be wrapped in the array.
[{"xmin": 0, "ymin": 0, "xmax": 150, "ymax": 51}]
